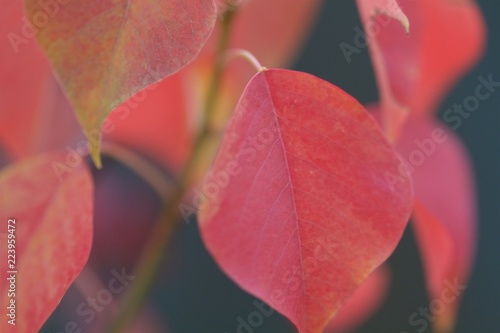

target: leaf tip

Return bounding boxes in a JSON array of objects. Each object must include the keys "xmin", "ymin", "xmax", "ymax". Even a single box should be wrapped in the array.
[
  {"xmin": 90, "ymin": 141, "xmax": 102, "ymax": 169},
  {"xmin": 371, "ymin": 0, "xmax": 411, "ymax": 35},
  {"xmin": 433, "ymin": 308, "xmax": 456, "ymax": 333},
  {"xmin": 402, "ymin": 17, "xmax": 410, "ymax": 35}
]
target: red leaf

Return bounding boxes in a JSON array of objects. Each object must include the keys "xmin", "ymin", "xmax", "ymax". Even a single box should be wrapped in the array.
[
  {"xmin": 396, "ymin": 118, "xmax": 476, "ymax": 330},
  {"xmin": 198, "ymin": 69, "xmax": 413, "ymax": 333},
  {"xmin": 24, "ymin": 0, "xmax": 217, "ymax": 166},
  {"xmin": 0, "ymin": 152, "xmax": 94, "ymax": 332},
  {"xmin": 356, "ymin": 0, "xmax": 486, "ymax": 139}
]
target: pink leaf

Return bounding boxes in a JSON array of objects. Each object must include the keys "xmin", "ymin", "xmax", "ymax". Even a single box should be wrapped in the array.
[
  {"xmin": 355, "ymin": 0, "xmax": 411, "ymax": 140},
  {"xmin": 0, "ymin": 152, "xmax": 94, "ymax": 332},
  {"xmin": 24, "ymin": 0, "xmax": 217, "ymax": 166},
  {"xmin": 356, "ymin": 0, "xmax": 486, "ymax": 139},
  {"xmin": 396, "ymin": 118, "xmax": 476, "ymax": 331},
  {"xmin": 198, "ymin": 69, "xmax": 413, "ymax": 333}
]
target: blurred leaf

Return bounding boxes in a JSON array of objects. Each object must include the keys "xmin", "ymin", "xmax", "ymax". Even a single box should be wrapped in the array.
[
  {"xmin": 396, "ymin": 118, "xmax": 477, "ymax": 331},
  {"xmin": 0, "ymin": 152, "xmax": 94, "ymax": 332},
  {"xmin": 356, "ymin": 0, "xmax": 485, "ymax": 139}
]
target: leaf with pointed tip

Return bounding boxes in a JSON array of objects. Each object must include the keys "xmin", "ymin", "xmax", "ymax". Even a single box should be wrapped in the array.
[
  {"xmin": 198, "ymin": 69, "xmax": 413, "ymax": 333},
  {"xmin": 25, "ymin": 0, "xmax": 217, "ymax": 167},
  {"xmin": 356, "ymin": 0, "xmax": 485, "ymax": 139},
  {"xmin": 0, "ymin": 152, "xmax": 93, "ymax": 333},
  {"xmin": 396, "ymin": 118, "xmax": 476, "ymax": 331}
]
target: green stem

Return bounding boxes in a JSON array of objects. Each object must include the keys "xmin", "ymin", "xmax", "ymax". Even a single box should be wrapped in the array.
[
  {"xmin": 201, "ymin": 12, "xmax": 236, "ymax": 138},
  {"xmin": 107, "ymin": 10, "xmax": 236, "ymax": 333}
]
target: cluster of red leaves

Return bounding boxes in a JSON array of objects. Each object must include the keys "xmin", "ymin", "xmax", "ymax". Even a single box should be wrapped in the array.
[{"xmin": 0, "ymin": 0, "xmax": 485, "ymax": 332}]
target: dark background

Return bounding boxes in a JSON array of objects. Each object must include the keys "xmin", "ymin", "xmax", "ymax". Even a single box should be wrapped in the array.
[{"xmin": 42, "ymin": 1, "xmax": 499, "ymax": 332}]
